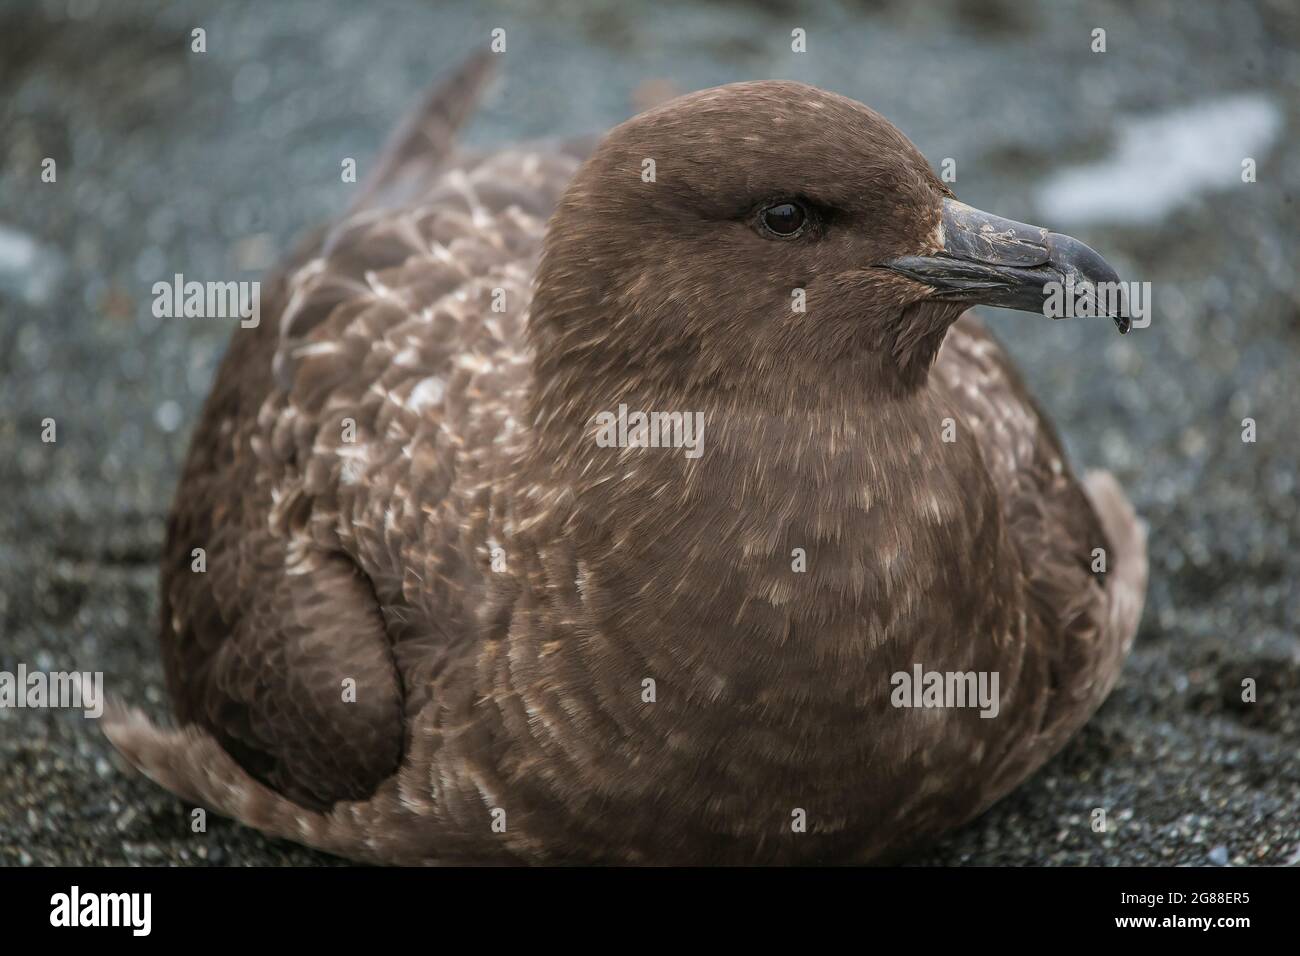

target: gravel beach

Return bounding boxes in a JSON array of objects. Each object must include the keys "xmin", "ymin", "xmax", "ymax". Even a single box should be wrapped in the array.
[{"xmin": 1, "ymin": 0, "xmax": 1297, "ymax": 866}]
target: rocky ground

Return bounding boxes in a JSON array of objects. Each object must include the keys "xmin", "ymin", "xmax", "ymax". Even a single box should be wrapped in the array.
[{"xmin": 1, "ymin": 0, "xmax": 1296, "ymax": 866}]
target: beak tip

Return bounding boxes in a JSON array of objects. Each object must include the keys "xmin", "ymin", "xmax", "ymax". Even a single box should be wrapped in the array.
[{"xmin": 1046, "ymin": 231, "xmax": 1129, "ymax": 331}]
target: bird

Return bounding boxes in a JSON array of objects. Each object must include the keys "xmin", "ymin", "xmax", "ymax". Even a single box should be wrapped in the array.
[{"xmin": 104, "ymin": 55, "xmax": 1148, "ymax": 865}]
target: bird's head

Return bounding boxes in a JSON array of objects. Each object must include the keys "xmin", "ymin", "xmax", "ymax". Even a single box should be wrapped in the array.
[{"xmin": 531, "ymin": 80, "xmax": 1125, "ymax": 410}]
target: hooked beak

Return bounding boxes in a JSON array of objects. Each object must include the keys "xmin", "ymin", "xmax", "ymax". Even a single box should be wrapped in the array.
[{"xmin": 885, "ymin": 198, "xmax": 1131, "ymax": 333}]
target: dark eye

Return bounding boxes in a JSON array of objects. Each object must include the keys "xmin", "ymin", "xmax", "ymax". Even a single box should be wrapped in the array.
[{"xmin": 759, "ymin": 201, "xmax": 807, "ymax": 238}]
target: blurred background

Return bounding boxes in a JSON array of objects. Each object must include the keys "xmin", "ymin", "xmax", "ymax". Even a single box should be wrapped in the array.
[{"xmin": 0, "ymin": 0, "xmax": 1296, "ymax": 865}]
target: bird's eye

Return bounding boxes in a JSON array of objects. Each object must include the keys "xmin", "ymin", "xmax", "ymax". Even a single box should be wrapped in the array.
[{"xmin": 759, "ymin": 201, "xmax": 807, "ymax": 238}]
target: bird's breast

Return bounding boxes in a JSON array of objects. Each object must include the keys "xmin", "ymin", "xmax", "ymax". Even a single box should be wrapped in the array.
[{"xmin": 457, "ymin": 394, "xmax": 1028, "ymax": 860}]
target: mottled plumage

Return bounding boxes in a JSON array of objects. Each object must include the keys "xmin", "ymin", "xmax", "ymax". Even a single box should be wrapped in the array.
[{"xmin": 106, "ymin": 58, "xmax": 1147, "ymax": 864}]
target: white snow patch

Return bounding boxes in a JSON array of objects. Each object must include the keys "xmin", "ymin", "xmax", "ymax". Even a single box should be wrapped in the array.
[{"xmin": 1036, "ymin": 93, "xmax": 1281, "ymax": 226}]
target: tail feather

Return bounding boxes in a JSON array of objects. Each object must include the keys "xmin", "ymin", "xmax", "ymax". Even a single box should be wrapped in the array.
[
  {"xmin": 1083, "ymin": 468, "xmax": 1148, "ymax": 662},
  {"xmin": 348, "ymin": 51, "xmax": 497, "ymax": 214},
  {"xmin": 101, "ymin": 700, "xmax": 391, "ymax": 863}
]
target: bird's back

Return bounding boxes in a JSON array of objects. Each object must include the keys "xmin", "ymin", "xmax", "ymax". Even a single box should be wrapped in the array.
[{"xmin": 156, "ymin": 58, "xmax": 582, "ymax": 811}]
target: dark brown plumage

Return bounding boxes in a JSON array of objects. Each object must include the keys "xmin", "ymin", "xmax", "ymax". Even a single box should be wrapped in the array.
[{"xmin": 105, "ymin": 57, "xmax": 1147, "ymax": 864}]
